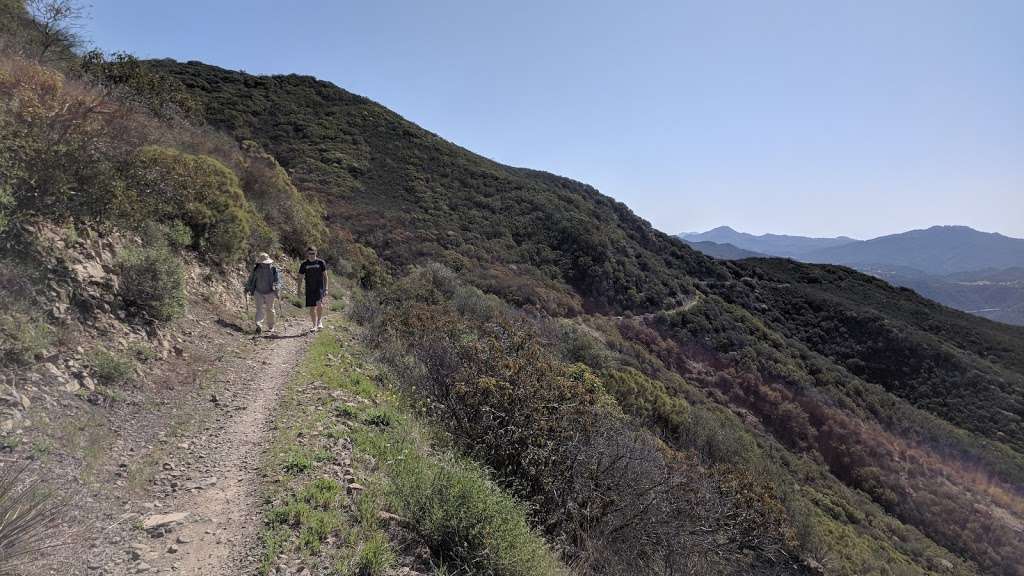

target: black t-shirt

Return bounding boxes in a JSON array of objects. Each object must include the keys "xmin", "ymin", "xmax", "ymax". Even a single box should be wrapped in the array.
[{"xmin": 299, "ymin": 259, "xmax": 327, "ymax": 292}]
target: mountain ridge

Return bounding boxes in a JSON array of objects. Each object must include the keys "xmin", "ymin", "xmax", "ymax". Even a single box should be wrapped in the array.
[
  {"xmin": 804, "ymin": 224, "xmax": 1024, "ymax": 274},
  {"xmin": 681, "ymin": 225, "xmax": 1024, "ymax": 325},
  {"xmin": 680, "ymin": 225, "xmax": 859, "ymax": 257}
]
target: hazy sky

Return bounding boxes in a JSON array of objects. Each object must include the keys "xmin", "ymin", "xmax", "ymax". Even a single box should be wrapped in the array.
[{"xmin": 84, "ymin": 0, "xmax": 1023, "ymax": 239}]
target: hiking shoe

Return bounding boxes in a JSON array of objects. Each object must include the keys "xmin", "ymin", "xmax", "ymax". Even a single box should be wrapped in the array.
[
  {"xmin": 317, "ymin": 320, "xmax": 324, "ymax": 330},
  {"xmin": 255, "ymin": 324, "xmax": 263, "ymax": 334}
]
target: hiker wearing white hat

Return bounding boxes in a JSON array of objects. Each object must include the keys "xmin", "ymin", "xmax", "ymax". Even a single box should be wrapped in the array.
[{"xmin": 244, "ymin": 252, "xmax": 282, "ymax": 334}]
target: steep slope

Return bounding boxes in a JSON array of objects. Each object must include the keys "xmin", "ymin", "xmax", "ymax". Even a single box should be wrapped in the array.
[
  {"xmin": 149, "ymin": 59, "xmax": 719, "ymax": 316},
  {"xmin": 805, "ymin": 225, "xmax": 1024, "ymax": 275},
  {"xmin": 148, "ymin": 59, "xmax": 1024, "ymax": 575},
  {"xmin": 680, "ymin": 225, "xmax": 858, "ymax": 257}
]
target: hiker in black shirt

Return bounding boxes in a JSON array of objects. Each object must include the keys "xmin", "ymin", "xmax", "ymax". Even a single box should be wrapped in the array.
[{"xmin": 297, "ymin": 246, "xmax": 329, "ymax": 332}]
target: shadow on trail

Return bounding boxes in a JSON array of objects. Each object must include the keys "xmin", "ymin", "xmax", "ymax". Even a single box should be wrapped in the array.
[
  {"xmin": 216, "ymin": 318, "xmax": 247, "ymax": 333},
  {"xmin": 262, "ymin": 332, "xmax": 307, "ymax": 340}
]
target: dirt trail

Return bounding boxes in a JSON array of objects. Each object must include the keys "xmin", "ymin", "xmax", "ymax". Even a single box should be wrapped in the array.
[{"xmin": 117, "ymin": 320, "xmax": 310, "ymax": 575}]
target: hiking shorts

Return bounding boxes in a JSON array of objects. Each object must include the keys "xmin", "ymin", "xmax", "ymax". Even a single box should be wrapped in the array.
[{"xmin": 305, "ymin": 286, "xmax": 326, "ymax": 308}]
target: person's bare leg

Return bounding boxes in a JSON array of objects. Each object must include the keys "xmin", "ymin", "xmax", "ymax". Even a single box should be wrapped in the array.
[
  {"xmin": 308, "ymin": 306, "xmax": 318, "ymax": 331},
  {"xmin": 315, "ymin": 302, "xmax": 324, "ymax": 328}
]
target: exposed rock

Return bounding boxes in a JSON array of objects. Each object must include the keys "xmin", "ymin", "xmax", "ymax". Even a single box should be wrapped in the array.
[
  {"xmin": 376, "ymin": 510, "xmax": 409, "ymax": 526},
  {"xmin": 183, "ymin": 477, "xmax": 217, "ymax": 490},
  {"xmin": 141, "ymin": 512, "xmax": 189, "ymax": 531},
  {"xmin": 128, "ymin": 543, "xmax": 150, "ymax": 560},
  {"xmin": 804, "ymin": 558, "xmax": 826, "ymax": 575},
  {"xmin": 39, "ymin": 362, "xmax": 63, "ymax": 380},
  {"xmin": 1, "ymin": 387, "xmax": 30, "ymax": 410}
]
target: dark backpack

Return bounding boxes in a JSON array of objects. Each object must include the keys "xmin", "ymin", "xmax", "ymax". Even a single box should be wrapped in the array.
[{"xmin": 246, "ymin": 263, "xmax": 280, "ymax": 294}]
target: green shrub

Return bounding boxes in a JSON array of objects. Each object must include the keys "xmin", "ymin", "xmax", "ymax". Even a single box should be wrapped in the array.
[
  {"xmin": 266, "ymin": 498, "xmax": 344, "ymax": 555},
  {"xmin": 127, "ymin": 146, "xmax": 271, "ymax": 262},
  {"xmin": 297, "ymin": 510, "xmax": 342, "ymax": 554},
  {"xmin": 282, "ymin": 450, "xmax": 312, "ymax": 475},
  {"xmin": 332, "ymin": 402, "xmax": 359, "ymax": 420},
  {"xmin": 0, "ymin": 184, "xmax": 12, "ymax": 234},
  {"xmin": 299, "ymin": 478, "xmax": 342, "ymax": 510},
  {"xmin": 240, "ymin": 141, "xmax": 325, "ymax": 255},
  {"xmin": 140, "ymin": 220, "xmax": 192, "ymax": 252},
  {"xmin": 372, "ymin": 438, "xmax": 563, "ymax": 576},
  {"xmin": 128, "ymin": 342, "xmax": 157, "ymax": 363},
  {"xmin": 116, "ymin": 245, "xmax": 186, "ymax": 321},
  {"xmin": 89, "ymin": 347, "xmax": 136, "ymax": 386},
  {"xmin": 355, "ymin": 532, "xmax": 395, "ymax": 576},
  {"xmin": 362, "ymin": 407, "xmax": 395, "ymax": 428},
  {"xmin": 0, "ymin": 309, "xmax": 55, "ymax": 366},
  {"xmin": 164, "ymin": 220, "xmax": 192, "ymax": 250}
]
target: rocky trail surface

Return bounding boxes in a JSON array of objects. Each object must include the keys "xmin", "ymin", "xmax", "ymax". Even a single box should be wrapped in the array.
[
  {"xmin": 114, "ymin": 322, "xmax": 310, "ymax": 575},
  {"xmin": 30, "ymin": 313, "xmax": 316, "ymax": 576}
]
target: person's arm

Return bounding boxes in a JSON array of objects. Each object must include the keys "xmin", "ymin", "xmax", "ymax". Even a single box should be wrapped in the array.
[
  {"xmin": 323, "ymin": 268, "xmax": 329, "ymax": 296},
  {"xmin": 297, "ymin": 263, "xmax": 305, "ymax": 295}
]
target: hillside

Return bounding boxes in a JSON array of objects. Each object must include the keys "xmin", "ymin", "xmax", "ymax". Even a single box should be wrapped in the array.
[
  {"xmin": 680, "ymin": 239, "xmax": 766, "ymax": 260},
  {"xmin": 870, "ymin": 266, "xmax": 1024, "ymax": 326},
  {"xmin": 142, "ymin": 59, "xmax": 1024, "ymax": 575}
]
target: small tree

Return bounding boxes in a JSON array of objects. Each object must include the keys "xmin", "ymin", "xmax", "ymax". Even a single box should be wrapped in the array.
[{"xmin": 24, "ymin": 0, "xmax": 85, "ymax": 63}]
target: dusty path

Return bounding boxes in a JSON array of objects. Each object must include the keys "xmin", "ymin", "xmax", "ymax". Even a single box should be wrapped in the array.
[{"xmin": 115, "ymin": 320, "xmax": 311, "ymax": 575}]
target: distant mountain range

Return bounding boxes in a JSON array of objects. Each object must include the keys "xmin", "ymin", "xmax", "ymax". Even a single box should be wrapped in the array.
[
  {"xmin": 679, "ymin": 225, "xmax": 1024, "ymax": 325},
  {"xmin": 680, "ymin": 225, "xmax": 857, "ymax": 258}
]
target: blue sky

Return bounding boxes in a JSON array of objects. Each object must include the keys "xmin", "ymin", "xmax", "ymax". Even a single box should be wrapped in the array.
[{"xmin": 84, "ymin": 0, "xmax": 1023, "ymax": 239}]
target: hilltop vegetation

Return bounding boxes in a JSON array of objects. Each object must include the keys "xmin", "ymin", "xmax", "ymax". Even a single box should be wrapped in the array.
[{"xmin": 148, "ymin": 59, "xmax": 724, "ymax": 315}]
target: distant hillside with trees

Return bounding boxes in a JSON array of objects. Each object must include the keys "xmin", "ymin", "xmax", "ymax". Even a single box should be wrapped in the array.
[{"xmin": 682, "ymin": 226, "xmax": 1024, "ymax": 325}]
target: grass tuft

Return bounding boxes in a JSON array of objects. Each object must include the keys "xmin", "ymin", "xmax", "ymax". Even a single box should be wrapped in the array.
[
  {"xmin": 0, "ymin": 464, "xmax": 64, "ymax": 574},
  {"xmin": 282, "ymin": 450, "xmax": 313, "ymax": 475},
  {"xmin": 89, "ymin": 347, "xmax": 136, "ymax": 386},
  {"xmin": 355, "ymin": 532, "xmax": 395, "ymax": 575}
]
